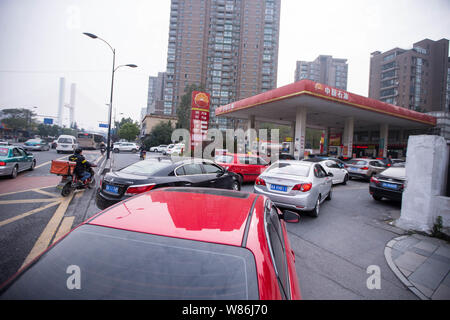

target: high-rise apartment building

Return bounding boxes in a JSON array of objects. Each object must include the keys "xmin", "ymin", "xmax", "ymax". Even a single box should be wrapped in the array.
[
  {"xmin": 146, "ymin": 72, "xmax": 166, "ymax": 115},
  {"xmin": 369, "ymin": 38, "xmax": 449, "ymax": 112},
  {"xmin": 164, "ymin": 0, "xmax": 281, "ymax": 129},
  {"xmin": 294, "ymin": 55, "xmax": 348, "ymax": 90}
]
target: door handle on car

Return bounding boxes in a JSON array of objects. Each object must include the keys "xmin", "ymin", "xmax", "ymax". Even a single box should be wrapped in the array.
[{"xmin": 184, "ymin": 182, "xmax": 192, "ymax": 186}]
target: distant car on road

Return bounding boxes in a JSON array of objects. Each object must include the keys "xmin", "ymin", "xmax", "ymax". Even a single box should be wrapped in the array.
[
  {"xmin": 112, "ymin": 142, "xmax": 139, "ymax": 153},
  {"xmin": 0, "ymin": 140, "xmax": 12, "ymax": 146},
  {"xmin": 56, "ymin": 135, "xmax": 78, "ymax": 154},
  {"xmin": 95, "ymin": 157, "xmax": 242, "ymax": 210},
  {"xmin": 253, "ymin": 160, "xmax": 333, "ymax": 218},
  {"xmin": 149, "ymin": 144, "xmax": 167, "ymax": 152},
  {"xmin": 166, "ymin": 144, "xmax": 185, "ymax": 156},
  {"xmin": 345, "ymin": 158, "xmax": 386, "ymax": 181},
  {"xmin": 23, "ymin": 138, "xmax": 50, "ymax": 151},
  {"xmin": 369, "ymin": 166, "xmax": 406, "ymax": 202},
  {"xmin": 0, "ymin": 188, "xmax": 301, "ymax": 300},
  {"xmin": 0, "ymin": 145, "xmax": 36, "ymax": 178},
  {"xmin": 214, "ymin": 153, "xmax": 269, "ymax": 183},
  {"xmin": 303, "ymin": 158, "xmax": 349, "ymax": 185}
]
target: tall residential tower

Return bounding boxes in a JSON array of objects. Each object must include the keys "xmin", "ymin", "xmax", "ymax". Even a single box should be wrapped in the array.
[{"xmin": 163, "ymin": 0, "xmax": 281, "ymax": 129}]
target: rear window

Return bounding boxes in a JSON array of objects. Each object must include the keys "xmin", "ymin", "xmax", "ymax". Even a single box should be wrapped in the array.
[
  {"xmin": 215, "ymin": 155, "xmax": 234, "ymax": 163},
  {"xmin": 380, "ymin": 167, "xmax": 406, "ymax": 179},
  {"xmin": 58, "ymin": 138, "xmax": 73, "ymax": 144},
  {"xmin": 0, "ymin": 225, "xmax": 259, "ymax": 299},
  {"xmin": 348, "ymin": 160, "xmax": 367, "ymax": 165},
  {"xmin": 120, "ymin": 160, "xmax": 171, "ymax": 176},
  {"xmin": 266, "ymin": 162, "xmax": 310, "ymax": 177},
  {"xmin": 0, "ymin": 147, "xmax": 9, "ymax": 156}
]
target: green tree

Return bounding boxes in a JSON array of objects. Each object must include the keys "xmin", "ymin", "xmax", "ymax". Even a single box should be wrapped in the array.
[
  {"xmin": 1, "ymin": 108, "xmax": 37, "ymax": 137},
  {"xmin": 118, "ymin": 122, "xmax": 140, "ymax": 141},
  {"xmin": 142, "ymin": 121, "xmax": 174, "ymax": 149},
  {"xmin": 176, "ymin": 83, "xmax": 205, "ymax": 130}
]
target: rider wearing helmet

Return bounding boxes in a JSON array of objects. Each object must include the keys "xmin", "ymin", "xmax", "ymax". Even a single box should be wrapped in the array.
[{"xmin": 69, "ymin": 148, "xmax": 92, "ymax": 186}]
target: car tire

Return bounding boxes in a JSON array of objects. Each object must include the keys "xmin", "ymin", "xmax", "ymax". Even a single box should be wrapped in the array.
[
  {"xmin": 28, "ymin": 159, "xmax": 36, "ymax": 171},
  {"xmin": 309, "ymin": 196, "xmax": 321, "ymax": 218},
  {"xmin": 10, "ymin": 165, "xmax": 18, "ymax": 179},
  {"xmin": 131, "ymin": 149, "xmax": 137, "ymax": 153},
  {"xmin": 113, "ymin": 148, "xmax": 119, "ymax": 153},
  {"xmin": 372, "ymin": 194, "xmax": 383, "ymax": 201},
  {"xmin": 342, "ymin": 174, "xmax": 348, "ymax": 185},
  {"xmin": 231, "ymin": 180, "xmax": 240, "ymax": 191},
  {"xmin": 326, "ymin": 188, "xmax": 332, "ymax": 201}
]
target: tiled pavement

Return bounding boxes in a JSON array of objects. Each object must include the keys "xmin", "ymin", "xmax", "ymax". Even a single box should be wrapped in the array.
[{"xmin": 385, "ymin": 234, "xmax": 450, "ymax": 300}]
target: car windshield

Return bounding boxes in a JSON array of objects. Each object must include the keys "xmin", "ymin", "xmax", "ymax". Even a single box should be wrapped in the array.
[
  {"xmin": 266, "ymin": 162, "xmax": 310, "ymax": 177},
  {"xmin": 58, "ymin": 138, "xmax": 72, "ymax": 143},
  {"xmin": 120, "ymin": 160, "xmax": 172, "ymax": 176},
  {"xmin": 0, "ymin": 147, "xmax": 9, "ymax": 156},
  {"xmin": 27, "ymin": 139, "xmax": 40, "ymax": 143},
  {"xmin": 0, "ymin": 225, "xmax": 259, "ymax": 300}
]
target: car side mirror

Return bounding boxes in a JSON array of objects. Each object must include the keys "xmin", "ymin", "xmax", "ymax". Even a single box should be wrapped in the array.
[
  {"xmin": 328, "ymin": 172, "xmax": 334, "ymax": 177},
  {"xmin": 281, "ymin": 210, "xmax": 300, "ymax": 223}
]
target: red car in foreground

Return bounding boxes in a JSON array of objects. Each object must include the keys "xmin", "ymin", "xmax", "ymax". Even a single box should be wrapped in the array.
[
  {"xmin": 215, "ymin": 153, "xmax": 269, "ymax": 182},
  {"xmin": 0, "ymin": 188, "xmax": 301, "ymax": 300}
]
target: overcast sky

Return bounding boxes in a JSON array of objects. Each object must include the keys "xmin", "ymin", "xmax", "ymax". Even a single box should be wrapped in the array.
[{"xmin": 0, "ymin": 0, "xmax": 449, "ymax": 132}]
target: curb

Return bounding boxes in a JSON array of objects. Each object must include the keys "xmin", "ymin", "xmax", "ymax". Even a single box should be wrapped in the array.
[{"xmin": 384, "ymin": 235, "xmax": 429, "ymax": 300}]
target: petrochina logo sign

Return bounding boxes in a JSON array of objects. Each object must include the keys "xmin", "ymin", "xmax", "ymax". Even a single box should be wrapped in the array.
[
  {"xmin": 315, "ymin": 82, "xmax": 349, "ymax": 101},
  {"xmin": 192, "ymin": 91, "xmax": 210, "ymax": 109}
]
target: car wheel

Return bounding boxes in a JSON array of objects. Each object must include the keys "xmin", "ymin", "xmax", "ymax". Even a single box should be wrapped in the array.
[
  {"xmin": 131, "ymin": 149, "xmax": 137, "ymax": 153},
  {"xmin": 113, "ymin": 148, "xmax": 119, "ymax": 153},
  {"xmin": 28, "ymin": 159, "xmax": 36, "ymax": 171},
  {"xmin": 10, "ymin": 165, "xmax": 18, "ymax": 179},
  {"xmin": 309, "ymin": 196, "xmax": 321, "ymax": 218},
  {"xmin": 231, "ymin": 180, "xmax": 240, "ymax": 191},
  {"xmin": 342, "ymin": 174, "xmax": 348, "ymax": 185},
  {"xmin": 372, "ymin": 194, "xmax": 383, "ymax": 201},
  {"xmin": 326, "ymin": 188, "xmax": 332, "ymax": 201},
  {"xmin": 57, "ymin": 150, "xmax": 60, "ymax": 154}
]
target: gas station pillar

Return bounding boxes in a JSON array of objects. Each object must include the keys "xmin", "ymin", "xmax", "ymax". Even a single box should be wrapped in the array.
[
  {"xmin": 294, "ymin": 106, "xmax": 307, "ymax": 160},
  {"xmin": 380, "ymin": 123, "xmax": 389, "ymax": 157},
  {"xmin": 342, "ymin": 117, "xmax": 354, "ymax": 158},
  {"xmin": 247, "ymin": 115, "xmax": 257, "ymax": 153}
]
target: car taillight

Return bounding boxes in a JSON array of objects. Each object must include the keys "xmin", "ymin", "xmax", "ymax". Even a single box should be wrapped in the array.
[
  {"xmin": 361, "ymin": 167, "xmax": 369, "ymax": 170},
  {"xmin": 0, "ymin": 161, "xmax": 6, "ymax": 166},
  {"xmin": 292, "ymin": 183, "xmax": 312, "ymax": 192},
  {"xmin": 125, "ymin": 183, "xmax": 156, "ymax": 195},
  {"xmin": 255, "ymin": 177, "xmax": 266, "ymax": 186},
  {"xmin": 387, "ymin": 164, "xmax": 391, "ymax": 167},
  {"xmin": 344, "ymin": 165, "xmax": 348, "ymax": 168},
  {"xmin": 370, "ymin": 176, "xmax": 379, "ymax": 184}
]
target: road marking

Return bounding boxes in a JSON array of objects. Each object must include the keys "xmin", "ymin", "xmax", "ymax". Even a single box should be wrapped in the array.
[
  {"xmin": 0, "ymin": 201, "xmax": 60, "ymax": 228},
  {"xmin": 0, "ymin": 186, "xmax": 57, "ymax": 197},
  {"xmin": 35, "ymin": 154, "xmax": 68, "ymax": 169},
  {"xmin": 52, "ymin": 216, "xmax": 75, "ymax": 245},
  {"xmin": 0, "ymin": 198, "xmax": 63, "ymax": 205},
  {"xmin": 32, "ymin": 188, "xmax": 60, "ymax": 198},
  {"xmin": 20, "ymin": 193, "xmax": 74, "ymax": 269}
]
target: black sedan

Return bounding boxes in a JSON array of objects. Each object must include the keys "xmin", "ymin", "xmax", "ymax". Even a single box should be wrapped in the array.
[
  {"xmin": 96, "ymin": 157, "xmax": 242, "ymax": 210},
  {"xmin": 369, "ymin": 167, "xmax": 406, "ymax": 201}
]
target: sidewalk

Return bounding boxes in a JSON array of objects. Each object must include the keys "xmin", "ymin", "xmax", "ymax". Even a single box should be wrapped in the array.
[{"xmin": 385, "ymin": 233, "xmax": 450, "ymax": 300}]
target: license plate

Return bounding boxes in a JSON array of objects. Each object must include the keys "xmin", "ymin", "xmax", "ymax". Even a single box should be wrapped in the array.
[
  {"xmin": 349, "ymin": 167, "xmax": 358, "ymax": 171},
  {"xmin": 270, "ymin": 184, "xmax": 287, "ymax": 192},
  {"xmin": 105, "ymin": 184, "xmax": 119, "ymax": 194},
  {"xmin": 381, "ymin": 182, "xmax": 398, "ymax": 190}
]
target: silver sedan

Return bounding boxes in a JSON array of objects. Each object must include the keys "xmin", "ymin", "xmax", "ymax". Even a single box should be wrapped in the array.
[{"xmin": 253, "ymin": 160, "xmax": 333, "ymax": 217}]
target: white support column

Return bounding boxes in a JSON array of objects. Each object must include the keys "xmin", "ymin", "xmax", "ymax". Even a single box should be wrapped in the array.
[
  {"xmin": 379, "ymin": 123, "xmax": 389, "ymax": 158},
  {"xmin": 294, "ymin": 106, "xmax": 307, "ymax": 160},
  {"xmin": 342, "ymin": 117, "xmax": 354, "ymax": 158},
  {"xmin": 247, "ymin": 115, "xmax": 256, "ymax": 154}
]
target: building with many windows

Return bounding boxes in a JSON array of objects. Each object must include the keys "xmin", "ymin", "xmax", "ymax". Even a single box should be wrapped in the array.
[
  {"xmin": 369, "ymin": 38, "xmax": 449, "ymax": 113},
  {"xmin": 146, "ymin": 72, "xmax": 167, "ymax": 115},
  {"xmin": 294, "ymin": 55, "xmax": 348, "ymax": 90},
  {"xmin": 163, "ymin": 0, "xmax": 281, "ymax": 129}
]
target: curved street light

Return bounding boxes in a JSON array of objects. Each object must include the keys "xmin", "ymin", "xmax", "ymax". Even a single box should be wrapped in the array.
[{"xmin": 83, "ymin": 32, "xmax": 137, "ymax": 161}]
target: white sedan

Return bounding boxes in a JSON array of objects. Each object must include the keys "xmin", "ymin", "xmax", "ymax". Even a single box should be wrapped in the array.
[{"xmin": 305, "ymin": 158, "xmax": 349, "ymax": 185}]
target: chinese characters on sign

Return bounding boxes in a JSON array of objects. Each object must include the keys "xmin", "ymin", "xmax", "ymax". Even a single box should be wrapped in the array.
[
  {"xmin": 190, "ymin": 91, "xmax": 211, "ymax": 150},
  {"xmin": 314, "ymin": 82, "xmax": 349, "ymax": 101}
]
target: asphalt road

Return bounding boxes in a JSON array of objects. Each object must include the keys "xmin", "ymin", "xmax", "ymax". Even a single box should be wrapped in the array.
[{"xmin": 0, "ymin": 151, "xmax": 417, "ymax": 299}]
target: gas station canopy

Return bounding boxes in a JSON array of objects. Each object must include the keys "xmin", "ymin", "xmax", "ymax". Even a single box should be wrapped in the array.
[{"xmin": 215, "ymin": 80, "xmax": 436, "ymax": 130}]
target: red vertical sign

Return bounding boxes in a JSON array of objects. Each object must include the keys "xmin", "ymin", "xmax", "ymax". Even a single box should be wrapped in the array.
[{"xmin": 190, "ymin": 91, "xmax": 210, "ymax": 151}]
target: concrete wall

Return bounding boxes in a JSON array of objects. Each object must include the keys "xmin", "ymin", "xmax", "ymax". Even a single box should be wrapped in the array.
[{"xmin": 397, "ymin": 135, "xmax": 450, "ymax": 233}]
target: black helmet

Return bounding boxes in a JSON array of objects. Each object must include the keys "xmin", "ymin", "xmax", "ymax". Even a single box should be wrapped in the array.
[{"xmin": 75, "ymin": 148, "xmax": 82, "ymax": 154}]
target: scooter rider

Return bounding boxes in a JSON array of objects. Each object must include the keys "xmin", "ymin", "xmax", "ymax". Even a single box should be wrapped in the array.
[{"xmin": 69, "ymin": 148, "xmax": 93, "ymax": 187}]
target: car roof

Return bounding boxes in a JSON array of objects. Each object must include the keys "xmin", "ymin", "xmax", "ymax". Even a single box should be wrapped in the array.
[{"xmin": 87, "ymin": 188, "xmax": 260, "ymax": 246}]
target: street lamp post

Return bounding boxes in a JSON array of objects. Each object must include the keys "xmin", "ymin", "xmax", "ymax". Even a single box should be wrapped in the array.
[{"xmin": 83, "ymin": 32, "xmax": 137, "ymax": 161}]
